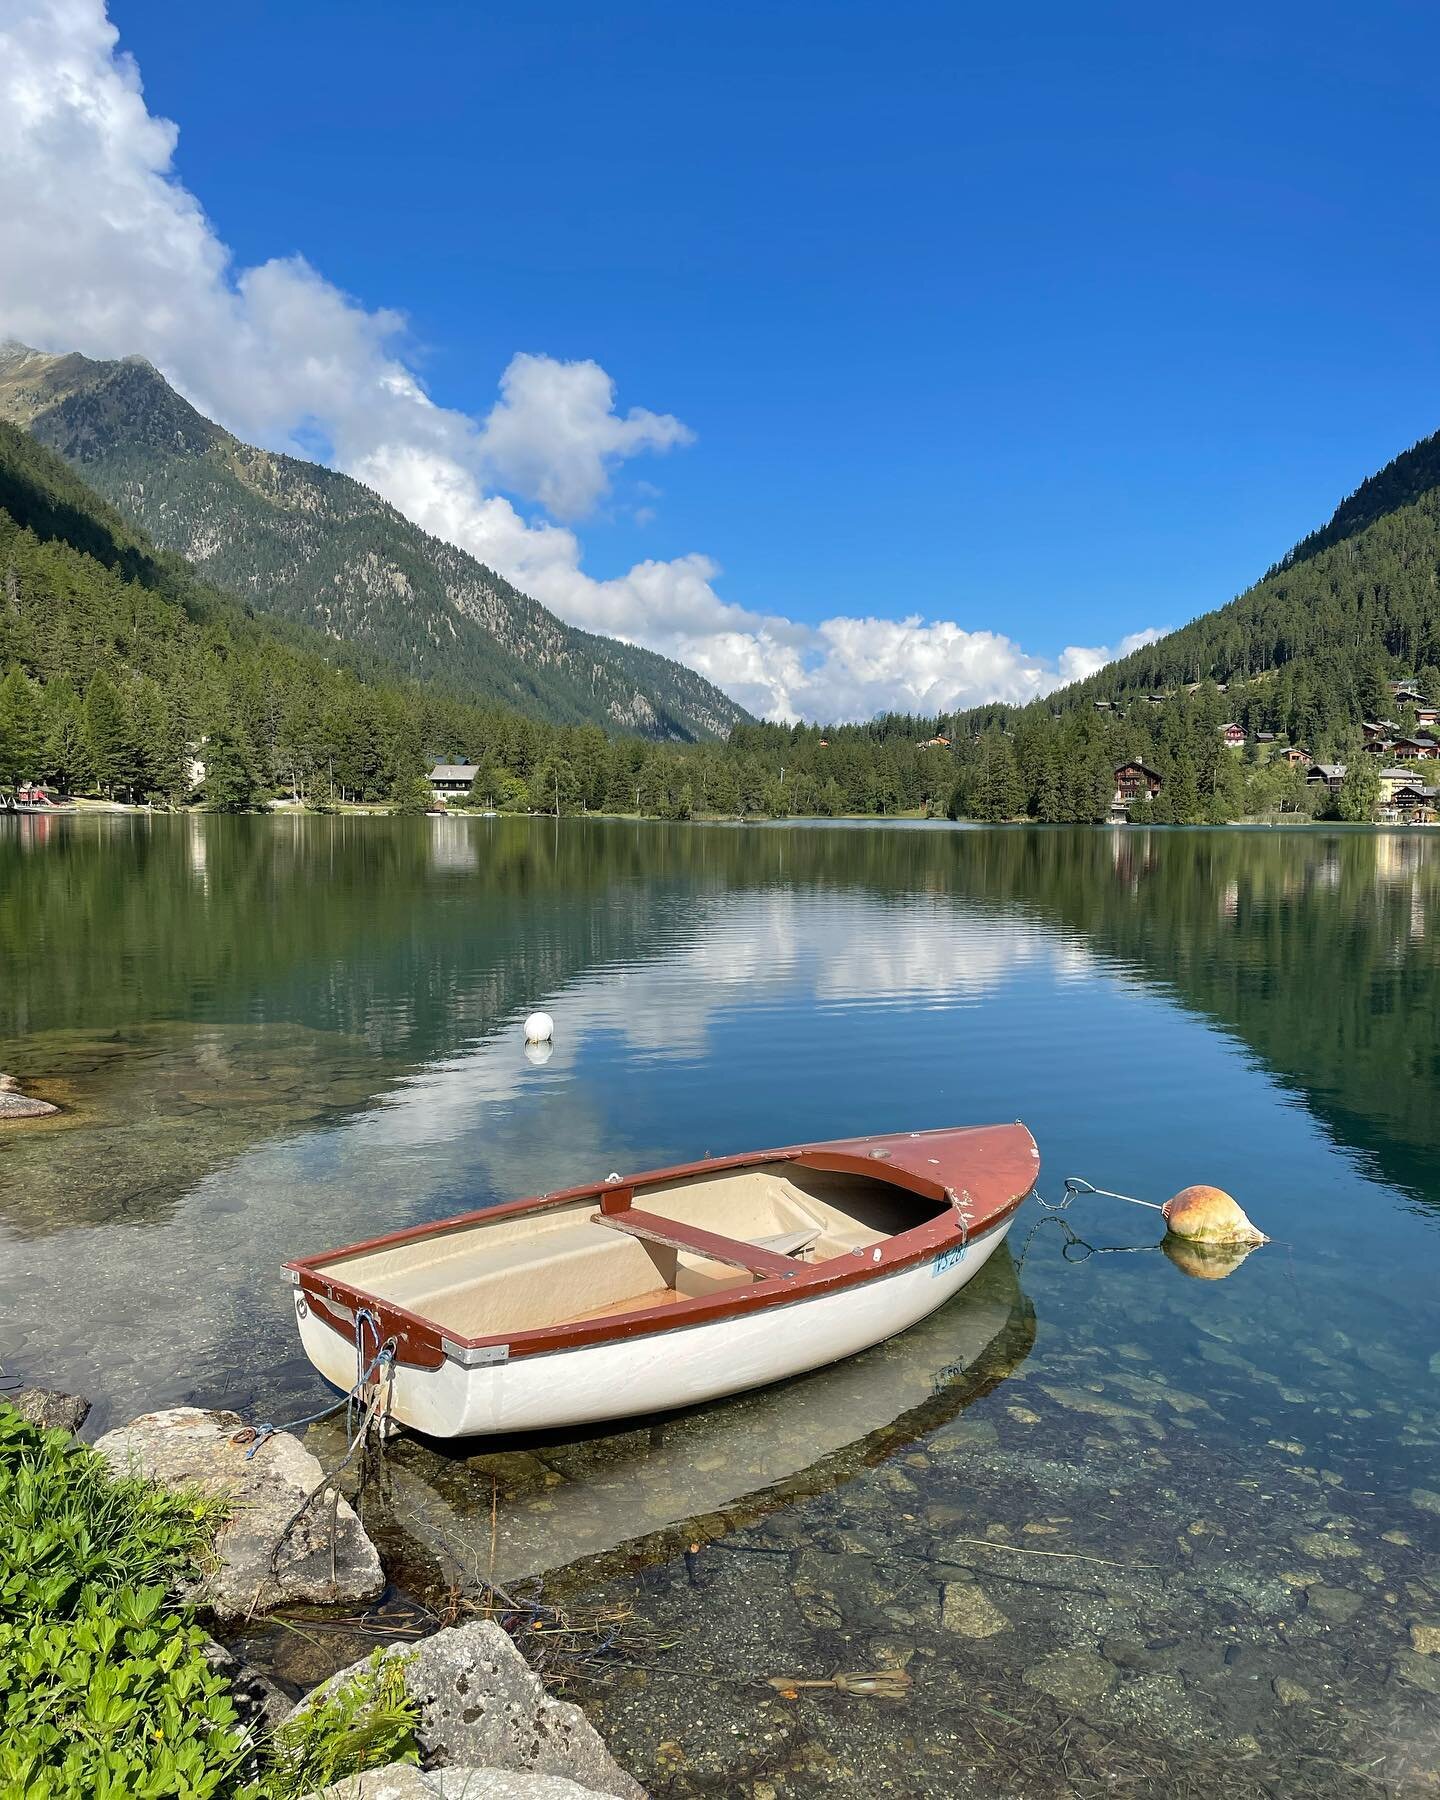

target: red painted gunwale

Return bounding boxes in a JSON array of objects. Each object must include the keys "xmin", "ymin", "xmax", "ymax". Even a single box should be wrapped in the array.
[{"xmin": 286, "ymin": 1122, "xmax": 1039, "ymax": 1371}]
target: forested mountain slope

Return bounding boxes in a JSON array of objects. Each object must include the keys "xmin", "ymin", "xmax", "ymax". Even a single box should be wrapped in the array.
[
  {"xmin": 0, "ymin": 423, "xmax": 926, "ymax": 818},
  {"xmin": 1037, "ymin": 427, "xmax": 1440, "ymax": 723},
  {"xmin": 931, "ymin": 424, "xmax": 1440, "ymax": 823},
  {"xmin": 0, "ymin": 416, "xmax": 520, "ymax": 801},
  {"xmin": 0, "ymin": 342, "xmax": 748, "ymax": 742}
]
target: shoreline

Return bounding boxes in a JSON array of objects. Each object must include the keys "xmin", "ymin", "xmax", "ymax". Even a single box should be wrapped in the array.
[{"xmin": 10, "ymin": 801, "xmax": 1439, "ymax": 833}]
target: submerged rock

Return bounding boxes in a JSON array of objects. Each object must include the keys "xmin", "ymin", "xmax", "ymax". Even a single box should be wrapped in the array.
[
  {"xmin": 305, "ymin": 1769, "xmax": 618, "ymax": 1798},
  {"xmin": 1393, "ymin": 1651, "xmax": 1440, "ymax": 1696},
  {"xmin": 0, "ymin": 1088, "xmax": 59, "ymax": 1120},
  {"xmin": 1272, "ymin": 1677, "xmax": 1311, "ymax": 1706},
  {"xmin": 940, "ymin": 1582, "xmax": 1009, "ymax": 1638},
  {"xmin": 1039, "ymin": 1385, "xmax": 1164, "ymax": 1440},
  {"xmin": 1306, "ymin": 1585, "xmax": 1363, "ymax": 1624},
  {"xmin": 94, "ymin": 1407, "xmax": 383, "ymax": 1621},
  {"xmin": 1410, "ymin": 1487, "xmax": 1440, "ymax": 1517},
  {"xmin": 1292, "ymin": 1531, "xmax": 1362, "ymax": 1560},
  {"xmin": 1411, "ymin": 1622, "xmax": 1440, "ymax": 1655},
  {"xmin": 1023, "ymin": 1649, "xmax": 1115, "ymax": 1707},
  {"xmin": 292, "ymin": 1622, "xmax": 644, "ymax": 1800},
  {"xmin": 5, "ymin": 1387, "xmax": 90, "ymax": 1433}
]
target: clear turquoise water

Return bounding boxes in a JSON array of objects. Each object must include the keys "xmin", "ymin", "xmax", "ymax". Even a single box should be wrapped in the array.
[{"xmin": 1, "ymin": 813, "xmax": 1437, "ymax": 1793}]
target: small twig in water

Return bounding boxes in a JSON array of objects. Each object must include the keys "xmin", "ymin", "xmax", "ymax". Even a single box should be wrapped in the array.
[{"xmin": 942, "ymin": 1534, "xmax": 1152, "ymax": 1569}]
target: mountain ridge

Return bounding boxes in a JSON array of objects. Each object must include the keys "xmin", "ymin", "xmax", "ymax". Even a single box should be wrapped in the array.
[{"xmin": 0, "ymin": 342, "xmax": 749, "ymax": 742}]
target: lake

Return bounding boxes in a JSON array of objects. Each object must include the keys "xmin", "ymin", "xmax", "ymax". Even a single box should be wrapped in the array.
[{"xmin": 2, "ymin": 812, "xmax": 1438, "ymax": 1795}]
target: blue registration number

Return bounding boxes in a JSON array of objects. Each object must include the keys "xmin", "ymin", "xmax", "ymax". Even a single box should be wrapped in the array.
[{"xmin": 931, "ymin": 1244, "xmax": 968, "ymax": 1276}]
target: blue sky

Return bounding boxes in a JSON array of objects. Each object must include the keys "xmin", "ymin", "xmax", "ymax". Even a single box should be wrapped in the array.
[{"xmin": 4, "ymin": 2, "xmax": 1439, "ymax": 717}]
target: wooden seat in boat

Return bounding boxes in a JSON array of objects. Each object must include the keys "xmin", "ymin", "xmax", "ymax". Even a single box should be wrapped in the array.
[{"xmin": 590, "ymin": 1207, "xmax": 806, "ymax": 1279}]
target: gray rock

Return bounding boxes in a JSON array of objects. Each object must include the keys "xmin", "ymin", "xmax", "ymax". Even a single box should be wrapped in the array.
[
  {"xmin": 94, "ymin": 1407, "xmax": 383, "ymax": 1621},
  {"xmin": 1393, "ymin": 1650, "xmax": 1440, "ymax": 1696},
  {"xmin": 293, "ymin": 1623, "xmax": 643, "ymax": 1800},
  {"xmin": 5, "ymin": 1387, "xmax": 91, "ymax": 1433},
  {"xmin": 940, "ymin": 1582, "xmax": 1009, "ymax": 1638},
  {"xmin": 1272, "ymin": 1676, "xmax": 1311, "ymax": 1706},
  {"xmin": 0, "ymin": 1089, "xmax": 58, "ymax": 1119},
  {"xmin": 1023, "ymin": 1649, "xmax": 1116, "ymax": 1708},
  {"xmin": 1306, "ymin": 1584, "xmax": 1362, "ymax": 1624},
  {"xmin": 306, "ymin": 1766, "xmax": 615, "ymax": 1798}
]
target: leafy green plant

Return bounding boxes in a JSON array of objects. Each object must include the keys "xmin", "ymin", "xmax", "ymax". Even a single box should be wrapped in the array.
[
  {"xmin": 0, "ymin": 1407, "xmax": 418, "ymax": 1800},
  {"xmin": 0, "ymin": 1408, "xmax": 245, "ymax": 1798},
  {"xmin": 253, "ymin": 1650, "xmax": 419, "ymax": 1800}
]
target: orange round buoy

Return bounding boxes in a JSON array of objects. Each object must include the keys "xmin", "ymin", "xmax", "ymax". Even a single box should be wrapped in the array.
[{"xmin": 1161, "ymin": 1184, "xmax": 1268, "ymax": 1246}]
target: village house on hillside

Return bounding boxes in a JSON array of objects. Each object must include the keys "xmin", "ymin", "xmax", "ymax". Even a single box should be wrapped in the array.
[
  {"xmin": 1218, "ymin": 722, "xmax": 1245, "ymax": 747},
  {"xmin": 1377, "ymin": 768, "xmax": 1426, "ymax": 803},
  {"xmin": 1362, "ymin": 734, "xmax": 1440, "ymax": 761},
  {"xmin": 1111, "ymin": 757, "xmax": 1162, "ymax": 822},
  {"xmin": 1382, "ymin": 779, "xmax": 1438, "ymax": 822},
  {"xmin": 1307, "ymin": 763, "xmax": 1346, "ymax": 793},
  {"xmin": 428, "ymin": 762, "xmax": 478, "ymax": 802}
]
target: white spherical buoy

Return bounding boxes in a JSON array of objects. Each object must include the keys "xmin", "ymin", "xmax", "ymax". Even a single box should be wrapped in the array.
[{"xmin": 524, "ymin": 1011, "xmax": 554, "ymax": 1045}]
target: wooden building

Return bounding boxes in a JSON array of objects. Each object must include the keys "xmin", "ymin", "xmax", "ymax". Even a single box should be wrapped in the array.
[
  {"xmin": 1307, "ymin": 763, "xmax": 1346, "ymax": 793},
  {"xmin": 1384, "ymin": 781, "xmax": 1438, "ymax": 822},
  {"xmin": 1111, "ymin": 759, "xmax": 1163, "ymax": 820},
  {"xmin": 428, "ymin": 762, "xmax": 479, "ymax": 800}
]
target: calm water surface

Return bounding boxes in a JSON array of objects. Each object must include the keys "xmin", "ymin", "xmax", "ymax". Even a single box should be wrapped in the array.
[{"xmin": 2, "ymin": 814, "xmax": 1438, "ymax": 1795}]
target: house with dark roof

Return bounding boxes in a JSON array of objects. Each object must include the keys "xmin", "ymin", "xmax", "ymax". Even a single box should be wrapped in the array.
[
  {"xmin": 1218, "ymin": 722, "xmax": 1245, "ymax": 747},
  {"xmin": 1110, "ymin": 758, "xmax": 1162, "ymax": 820},
  {"xmin": 1383, "ymin": 781, "xmax": 1438, "ymax": 822},
  {"xmin": 428, "ymin": 762, "xmax": 479, "ymax": 800},
  {"xmin": 1307, "ymin": 763, "xmax": 1346, "ymax": 792}
]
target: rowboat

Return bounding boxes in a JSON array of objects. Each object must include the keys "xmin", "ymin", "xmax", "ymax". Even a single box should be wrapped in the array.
[{"xmin": 285, "ymin": 1122, "xmax": 1039, "ymax": 1438}]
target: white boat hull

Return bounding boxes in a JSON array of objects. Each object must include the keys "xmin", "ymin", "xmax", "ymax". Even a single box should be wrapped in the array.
[{"xmin": 296, "ymin": 1217, "xmax": 1011, "ymax": 1438}]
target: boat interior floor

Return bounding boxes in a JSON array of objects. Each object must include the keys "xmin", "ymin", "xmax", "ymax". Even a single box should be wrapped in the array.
[{"xmin": 319, "ymin": 1162, "xmax": 949, "ymax": 1338}]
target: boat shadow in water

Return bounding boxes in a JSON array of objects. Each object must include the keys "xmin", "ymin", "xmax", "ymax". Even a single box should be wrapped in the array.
[{"xmin": 327, "ymin": 1245, "xmax": 1035, "ymax": 1598}]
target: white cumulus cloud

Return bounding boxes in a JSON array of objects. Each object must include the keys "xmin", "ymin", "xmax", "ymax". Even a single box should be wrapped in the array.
[{"xmin": 0, "ymin": 0, "xmax": 1158, "ymax": 722}]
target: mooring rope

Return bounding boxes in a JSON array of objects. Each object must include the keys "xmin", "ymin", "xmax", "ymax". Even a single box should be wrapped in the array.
[
  {"xmin": 1039, "ymin": 1176, "xmax": 1165, "ymax": 1213},
  {"xmin": 240, "ymin": 1308, "xmax": 396, "ymax": 1461},
  {"xmin": 242, "ymin": 1308, "xmax": 400, "ymax": 1581}
]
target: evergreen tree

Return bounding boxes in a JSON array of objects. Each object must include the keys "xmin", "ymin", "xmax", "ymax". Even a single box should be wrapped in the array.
[
  {"xmin": 41, "ymin": 679, "xmax": 89, "ymax": 793},
  {"xmin": 129, "ymin": 678, "xmax": 187, "ymax": 803},
  {"xmin": 389, "ymin": 773, "xmax": 435, "ymax": 815},
  {"xmin": 1168, "ymin": 751, "xmax": 1201, "ymax": 824},
  {"xmin": 82, "ymin": 671, "xmax": 135, "ymax": 798},
  {"xmin": 203, "ymin": 727, "xmax": 263, "ymax": 812},
  {"xmin": 0, "ymin": 664, "xmax": 43, "ymax": 787}
]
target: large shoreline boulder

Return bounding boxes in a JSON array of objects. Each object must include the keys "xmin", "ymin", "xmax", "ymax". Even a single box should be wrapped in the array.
[
  {"xmin": 291, "ymin": 1622, "xmax": 644, "ymax": 1800},
  {"xmin": 94, "ymin": 1406, "xmax": 383, "ymax": 1621}
]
